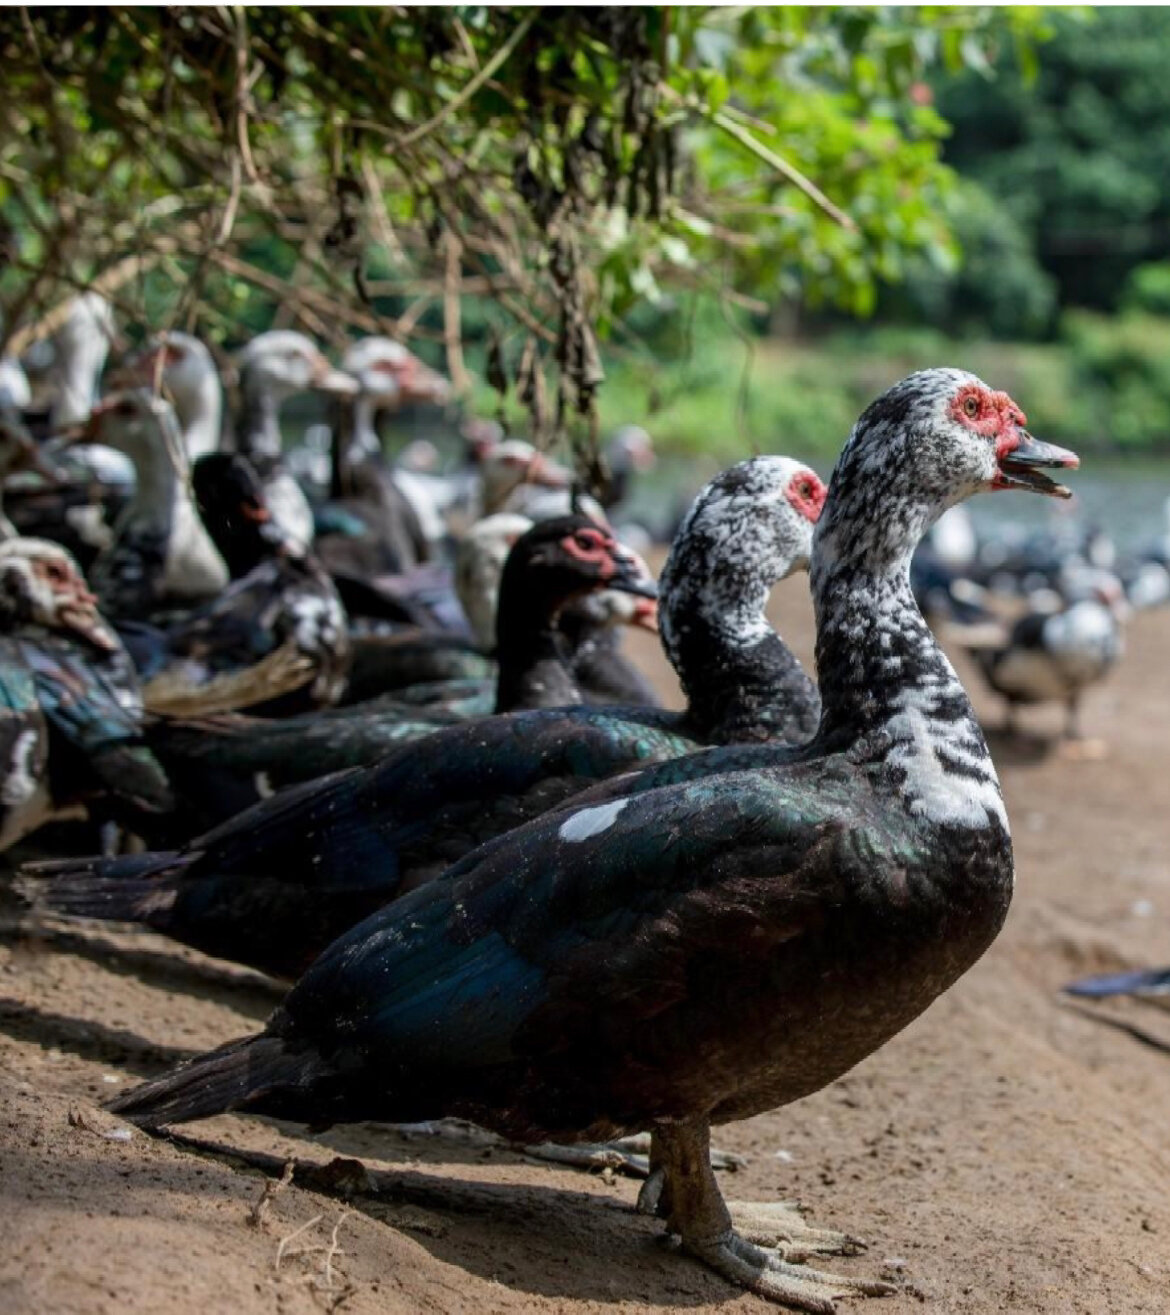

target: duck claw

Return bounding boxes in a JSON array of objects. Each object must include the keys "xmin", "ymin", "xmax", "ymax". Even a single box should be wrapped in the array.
[
  {"xmin": 725, "ymin": 1200, "xmax": 866, "ymax": 1257},
  {"xmin": 687, "ymin": 1229, "xmax": 896, "ymax": 1312}
]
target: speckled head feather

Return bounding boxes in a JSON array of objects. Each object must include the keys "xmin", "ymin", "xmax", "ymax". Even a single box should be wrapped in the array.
[{"xmin": 658, "ymin": 455, "xmax": 825, "ymax": 743}]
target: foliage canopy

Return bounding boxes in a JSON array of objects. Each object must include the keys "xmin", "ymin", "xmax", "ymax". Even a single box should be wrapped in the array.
[{"xmin": 2, "ymin": 5, "xmax": 1048, "ymax": 466}]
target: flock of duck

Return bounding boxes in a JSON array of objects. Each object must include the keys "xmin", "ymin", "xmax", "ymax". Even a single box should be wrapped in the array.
[{"xmin": 0, "ymin": 289, "xmax": 1160, "ymax": 1310}]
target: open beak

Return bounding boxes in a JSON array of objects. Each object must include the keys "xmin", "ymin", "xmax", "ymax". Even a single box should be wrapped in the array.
[{"xmin": 996, "ymin": 432, "xmax": 1080, "ymax": 500}]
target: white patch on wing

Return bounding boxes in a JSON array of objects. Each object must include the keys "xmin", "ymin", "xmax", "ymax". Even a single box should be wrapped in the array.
[
  {"xmin": 558, "ymin": 798, "xmax": 629, "ymax": 842},
  {"xmin": 2, "ymin": 729, "xmax": 40, "ymax": 805}
]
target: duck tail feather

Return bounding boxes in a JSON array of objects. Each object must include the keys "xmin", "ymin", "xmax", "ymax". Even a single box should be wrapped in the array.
[{"xmin": 108, "ymin": 1032, "xmax": 319, "ymax": 1128}]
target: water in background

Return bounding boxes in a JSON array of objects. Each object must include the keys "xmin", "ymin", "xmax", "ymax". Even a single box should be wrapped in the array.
[{"xmin": 623, "ymin": 454, "xmax": 1170, "ymax": 553}]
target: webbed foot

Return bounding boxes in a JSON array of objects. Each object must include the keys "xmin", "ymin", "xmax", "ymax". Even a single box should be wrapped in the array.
[
  {"xmin": 685, "ymin": 1231, "xmax": 894, "ymax": 1313},
  {"xmin": 653, "ymin": 1118, "xmax": 894, "ymax": 1311}
]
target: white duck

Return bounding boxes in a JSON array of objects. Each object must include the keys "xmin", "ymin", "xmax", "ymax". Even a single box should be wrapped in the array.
[{"xmin": 80, "ymin": 390, "xmax": 229, "ymax": 619}]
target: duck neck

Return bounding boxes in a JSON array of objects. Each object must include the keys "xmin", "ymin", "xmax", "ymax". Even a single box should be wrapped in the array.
[
  {"xmin": 179, "ymin": 371, "xmax": 223, "ymax": 460},
  {"xmin": 667, "ymin": 567, "xmax": 820, "ymax": 744},
  {"xmin": 349, "ymin": 396, "xmax": 383, "ymax": 464},
  {"xmin": 237, "ymin": 375, "xmax": 283, "ymax": 467},
  {"xmin": 123, "ymin": 429, "xmax": 188, "ymax": 532},
  {"xmin": 810, "ymin": 490, "xmax": 1008, "ymax": 833},
  {"xmin": 494, "ymin": 586, "xmax": 582, "ymax": 713}
]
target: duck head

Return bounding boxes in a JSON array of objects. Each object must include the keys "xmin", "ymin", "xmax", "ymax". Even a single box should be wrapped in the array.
[
  {"xmin": 815, "ymin": 368, "xmax": 1079, "ymax": 578},
  {"xmin": 193, "ymin": 452, "xmax": 287, "ymax": 572},
  {"xmin": 660, "ymin": 455, "xmax": 826, "ymax": 670},
  {"xmin": 480, "ymin": 439, "xmax": 572, "ymax": 513},
  {"xmin": 0, "ymin": 536, "xmax": 118, "ymax": 651},
  {"xmin": 76, "ymin": 389, "xmax": 186, "ymax": 471},
  {"xmin": 110, "ymin": 332, "xmax": 221, "ymax": 420},
  {"xmin": 342, "ymin": 337, "xmax": 451, "ymax": 409},
  {"xmin": 607, "ymin": 425, "xmax": 656, "ymax": 474},
  {"xmin": 237, "ymin": 331, "xmax": 358, "ymax": 402},
  {"xmin": 499, "ymin": 516, "xmax": 656, "ymax": 624}
]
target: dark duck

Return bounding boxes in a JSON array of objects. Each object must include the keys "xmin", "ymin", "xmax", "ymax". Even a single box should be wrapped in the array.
[
  {"xmin": 101, "ymin": 369, "xmax": 1079, "ymax": 1311},
  {"xmin": 131, "ymin": 453, "xmax": 351, "ymax": 717},
  {"xmin": 26, "ymin": 458, "xmax": 823, "ymax": 978},
  {"xmin": 0, "ymin": 537, "xmax": 173, "ymax": 844}
]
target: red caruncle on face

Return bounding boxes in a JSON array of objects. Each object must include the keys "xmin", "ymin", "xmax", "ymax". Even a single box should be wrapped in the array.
[
  {"xmin": 785, "ymin": 470, "xmax": 827, "ymax": 523},
  {"xmin": 948, "ymin": 383, "xmax": 1028, "ymax": 460}
]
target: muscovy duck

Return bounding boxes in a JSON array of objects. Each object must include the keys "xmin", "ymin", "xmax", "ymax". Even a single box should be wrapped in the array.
[
  {"xmin": 100, "ymin": 369, "xmax": 1076, "ymax": 1312},
  {"xmin": 479, "ymin": 438, "xmax": 572, "ymax": 516},
  {"xmin": 659, "ymin": 456, "xmax": 824, "ymax": 744},
  {"xmin": 968, "ymin": 576, "xmax": 1125, "ymax": 745},
  {"xmin": 77, "ymin": 391, "xmax": 229, "ymax": 620},
  {"xmin": 131, "ymin": 453, "xmax": 350, "ymax": 717},
  {"xmin": 7, "ymin": 295, "xmax": 133, "ymax": 565},
  {"xmin": 0, "ymin": 639, "xmax": 50, "ymax": 851},
  {"xmin": 313, "ymin": 338, "xmax": 447, "ymax": 578},
  {"xmin": 0, "ymin": 538, "xmax": 172, "ymax": 839},
  {"xmin": 235, "ymin": 330, "xmax": 358, "ymax": 549},
  {"xmin": 451, "ymin": 511, "xmax": 660, "ymax": 708},
  {"xmin": 27, "ymin": 458, "xmax": 822, "ymax": 976},
  {"xmin": 337, "ymin": 336, "xmax": 452, "ymax": 550}
]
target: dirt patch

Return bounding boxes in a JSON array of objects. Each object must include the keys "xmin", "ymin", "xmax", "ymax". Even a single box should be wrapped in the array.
[{"xmin": 3, "ymin": 579, "xmax": 1169, "ymax": 1314}]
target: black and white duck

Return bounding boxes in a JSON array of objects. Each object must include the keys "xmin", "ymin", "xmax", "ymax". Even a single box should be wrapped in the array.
[
  {"xmin": 313, "ymin": 338, "xmax": 447, "ymax": 579},
  {"xmin": 235, "ymin": 330, "xmax": 358, "ymax": 549},
  {"xmin": 78, "ymin": 390, "xmax": 229, "ymax": 620},
  {"xmin": 27, "ymin": 457, "xmax": 824, "ymax": 976},
  {"xmin": 131, "ymin": 453, "xmax": 350, "ymax": 718},
  {"xmin": 968, "ymin": 574, "xmax": 1126, "ymax": 748},
  {"xmin": 95, "ymin": 369, "xmax": 1077, "ymax": 1312},
  {"xmin": 0, "ymin": 537, "xmax": 173, "ymax": 843}
]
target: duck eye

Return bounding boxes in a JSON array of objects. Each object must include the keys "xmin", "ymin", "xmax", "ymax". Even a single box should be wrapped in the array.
[{"xmin": 963, "ymin": 395, "xmax": 980, "ymax": 419}]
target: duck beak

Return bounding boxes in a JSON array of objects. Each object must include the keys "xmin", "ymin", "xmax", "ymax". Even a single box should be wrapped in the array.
[
  {"xmin": 996, "ymin": 432, "xmax": 1080, "ymax": 499},
  {"xmin": 527, "ymin": 453, "xmax": 572, "ymax": 489},
  {"xmin": 608, "ymin": 547, "xmax": 659, "ymax": 600},
  {"xmin": 313, "ymin": 364, "xmax": 361, "ymax": 397}
]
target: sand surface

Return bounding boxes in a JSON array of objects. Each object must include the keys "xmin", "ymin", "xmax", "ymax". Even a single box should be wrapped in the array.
[{"xmin": 2, "ymin": 580, "xmax": 1169, "ymax": 1315}]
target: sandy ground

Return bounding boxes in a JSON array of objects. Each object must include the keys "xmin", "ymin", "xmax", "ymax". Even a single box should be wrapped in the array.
[{"xmin": 3, "ymin": 580, "xmax": 1170, "ymax": 1315}]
